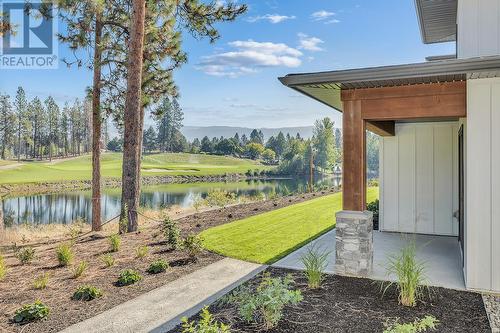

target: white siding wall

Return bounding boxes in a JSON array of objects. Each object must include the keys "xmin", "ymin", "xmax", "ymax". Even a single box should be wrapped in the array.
[
  {"xmin": 457, "ymin": 0, "xmax": 500, "ymax": 58},
  {"xmin": 466, "ymin": 78, "xmax": 500, "ymax": 292},
  {"xmin": 380, "ymin": 122, "xmax": 459, "ymax": 236}
]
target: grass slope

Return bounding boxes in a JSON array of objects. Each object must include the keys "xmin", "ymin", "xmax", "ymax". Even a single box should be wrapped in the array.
[
  {"xmin": 0, "ymin": 152, "xmax": 270, "ymax": 185},
  {"xmin": 201, "ymin": 187, "xmax": 379, "ymax": 264}
]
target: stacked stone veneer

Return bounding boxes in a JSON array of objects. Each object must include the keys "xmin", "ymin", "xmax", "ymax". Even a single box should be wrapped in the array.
[{"xmin": 335, "ymin": 210, "xmax": 373, "ymax": 277}]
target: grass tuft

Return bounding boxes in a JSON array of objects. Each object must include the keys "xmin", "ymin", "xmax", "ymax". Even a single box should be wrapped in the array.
[
  {"xmin": 56, "ymin": 243, "xmax": 74, "ymax": 267},
  {"xmin": 108, "ymin": 234, "xmax": 121, "ymax": 252},
  {"xmin": 300, "ymin": 245, "xmax": 329, "ymax": 289}
]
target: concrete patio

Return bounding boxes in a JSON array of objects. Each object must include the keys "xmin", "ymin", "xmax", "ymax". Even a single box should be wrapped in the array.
[{"xmin": 273, "ymin": 229, "xmax": 465, "ymax": 290}]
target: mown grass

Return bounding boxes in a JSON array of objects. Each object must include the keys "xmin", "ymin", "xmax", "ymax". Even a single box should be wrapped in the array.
[
  {"xmin": 201, "ymin": 187, "xmax": 379, "ymax": 264},
  {"xmin": 0, "ymin": 153, "xmax": 270, "ymax": 185}
]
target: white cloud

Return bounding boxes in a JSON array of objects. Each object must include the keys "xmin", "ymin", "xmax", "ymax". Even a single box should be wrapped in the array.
[
  {"xmin": 325, "ymin": 18, "xmax": 340, "ymax": 24},
  {"xmin": 298, "ymin": 33, "xmax": 324, "ymax": 52},
  {"xmin": 247, "ymin": 14, "xmax": 296, "ymax": 24},
  {"xmin": 311, "ymin": 10, "xmax": 336, "ymax": 21},
  {"xmin": 197, "ymin": 40, "xmax": 303, "ymax": 78}
]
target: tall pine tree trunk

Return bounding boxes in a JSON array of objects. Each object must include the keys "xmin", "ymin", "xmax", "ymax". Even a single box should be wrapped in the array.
[
  {"xmin": 120, "ymin": 0, "xmax": 145, "ymax": 233},
  {"xmin": 91, "ymin": 14, "xmax": 103, "ymax": 232},
  {"xmin": 17, "ymin": 121, "xmax": 21, "ymax": 162}
]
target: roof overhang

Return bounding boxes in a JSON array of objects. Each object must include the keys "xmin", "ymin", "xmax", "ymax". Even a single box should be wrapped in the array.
[
  {"xmin": 415, "ymin": 0, "xmax": 457, "ymax": 44},
  {"xmin": 278, "ymin": 56, "xmax": 500, "ymax": 112}
]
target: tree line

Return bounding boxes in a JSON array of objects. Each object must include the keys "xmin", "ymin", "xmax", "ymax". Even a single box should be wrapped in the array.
[{"xmin": 0, "ymin": 88, "xmax": 95, "ymax": 161}]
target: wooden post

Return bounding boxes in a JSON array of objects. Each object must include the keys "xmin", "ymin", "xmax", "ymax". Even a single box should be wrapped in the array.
[{"xmin": 342, "ymin": 100, "xmax": 366, "ymax": 211}]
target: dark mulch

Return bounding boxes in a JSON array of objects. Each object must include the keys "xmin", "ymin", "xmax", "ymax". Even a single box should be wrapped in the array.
[{"xmin": 169, "ymin": 267, "xmax": 491, "ymax": 333}]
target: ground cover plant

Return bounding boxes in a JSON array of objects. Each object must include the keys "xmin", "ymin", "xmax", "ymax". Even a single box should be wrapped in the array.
[
  {"xmin": 383, "ymin": 315, "xmax": 439, "ymax": 333},
  {"xmin": 117, "ymin": 269, "xmax": 142, "ymax": 286},
  {"xmin": 170, "ymin": 267, "xmax": 491, "ymax": 333},
  {"xmin": 13, "ymin": 301, "xmax": 50, "ymax": 324},
  {"xmin": 72, "ymin": 285, "xmax": 103, "ymax": 301},
  {"xmin": 201, "ymin": 187, "xmax": 378, "ymax": 263},
  {"xmin": 147, "ymin": 259, "xmax": 169, "ymax": 274},
  {"xmin": 15, "ymin": 247, "xmax": 36, "ymax": 265},
  {"xmin": 181, "ymin": 307, "xmax": 230, "ymax": 333}
]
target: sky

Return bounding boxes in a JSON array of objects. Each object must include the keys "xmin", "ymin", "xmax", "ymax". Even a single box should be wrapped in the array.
[{"xmin": 0, "ymin": 0, "xmax": 456, "ymax": 130}]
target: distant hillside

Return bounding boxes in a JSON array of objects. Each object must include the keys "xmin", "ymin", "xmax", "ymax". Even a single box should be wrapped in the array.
[{"xmin": 181, "ymin": 126, "xmax": 315, "ymax": 141}]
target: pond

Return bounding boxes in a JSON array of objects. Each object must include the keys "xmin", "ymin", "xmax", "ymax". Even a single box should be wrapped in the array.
[{"xmin": 1, "ymin": 177, "xmax": 341, "ymax": 227}]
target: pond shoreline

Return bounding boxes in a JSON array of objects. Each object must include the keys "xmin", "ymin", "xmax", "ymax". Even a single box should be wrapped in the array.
[{"xmin": 0, "ymin": 173, "xmax": 295, "ymax": 198}]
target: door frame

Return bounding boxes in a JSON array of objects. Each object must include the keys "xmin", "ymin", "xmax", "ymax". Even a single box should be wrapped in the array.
[{"xmin": 458, "ymin": 125, "xmax": 465, "ymax": 266}]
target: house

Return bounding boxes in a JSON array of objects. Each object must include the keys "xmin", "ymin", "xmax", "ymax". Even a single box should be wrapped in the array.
[{"xmin": 279, "ymin": 0, "xmax": 500, "ymax": 293}]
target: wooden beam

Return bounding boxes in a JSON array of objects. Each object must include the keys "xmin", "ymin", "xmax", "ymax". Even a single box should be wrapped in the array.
[
  {"xmin": 342, "ymin": 100, "xmax": 366, "ymax": 211},
  {"xmin": 366, "ymin": 121, "xmax": 395, "ymax": 136}
]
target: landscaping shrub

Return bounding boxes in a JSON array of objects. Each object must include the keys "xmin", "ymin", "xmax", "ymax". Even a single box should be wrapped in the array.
[
  {"xmin": 181, "ymin": 306, "xmax": 230, "ymax": 333},
  {"xmin": 147, "ymin": 259, "xmax": 169, "ymax": 274},
  {"xmin": 300, "ymin": 245, "xmax": 329, "ymax": 289},
  {"xmin": 224, "ymin": 272, "xmax": 303, "ymax": 329},
  {"xmin": 72, "ymin": 261, "xmax": 88, "ymax": 279},
  {"xmin": 192, "ymin": 197, "xmax": 206, "ymax": 212},
  {"xmin": 382, "ymin": 240, "xmax": 428, "ymax": 307},
  {"xmin": 108, "ymin": 234, "xmax": 121, "ymax": 252},
  {"xmin": 383, "ymin": 315, "xmax": 439, "ymax": 333},
  {"xmin": 0, "ymin": 253, "xmax": 6, "ymax": 281},
  {"xmin": 136, "ymin": 245, "xmax": 149, "ymax": 258},
  {"xmin": 367, "ymin": 199, "xmax": 379, "ymax": 230},
  {"xmin": 13, "ymin": 300, "xmax": 50, "ymax": 324},
  {"xmin": 183, "ymin": 234, "xmax": 203, "ymax": 259},
  {"xmin": 117, "ymin": 269, "xmax": 142, "ymax": 286},
  {"xmin": 100, "ymin": 254, "xmax": 115, "ymax": 268},
  {"xmin": 33, "ymin": 273, "xmax": 49, "ymax": 290},
  {"xmin": 16, "ymin": 247, "xmax": 35, "ymax": 265},
  {"xmin": 72, "ymin": 285, "xmax": 103, "ymax": 301},
  {"xmin": 205, "ymin": 189, "xmax": 236, "ymax": 208},
  {"xmin": 162, "ymin": 217, "xmax": 181, "ymax": 250},
  {"xmin": 56, "ymin": 243, "xmax": 74, "ymax": 267}
]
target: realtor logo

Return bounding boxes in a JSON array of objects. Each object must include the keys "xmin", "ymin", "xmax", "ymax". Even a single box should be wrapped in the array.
[{"xmin": 1, "ymin": 1, "xmax": 58, "ymax": 69}]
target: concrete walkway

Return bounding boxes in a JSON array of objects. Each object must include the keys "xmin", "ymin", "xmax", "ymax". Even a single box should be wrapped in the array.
[
  {"xmin": 273, "ymin": 229, "xmax": 465, "ymax": 290},
  {"xmin": 60, "ymin": 258, "xmax": 265, "ymax": 333}
]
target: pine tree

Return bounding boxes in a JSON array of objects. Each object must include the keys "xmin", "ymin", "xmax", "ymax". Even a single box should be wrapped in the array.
[{"xmin": 0, "ymin": 94, "xmax": 15, "ymax": 159}]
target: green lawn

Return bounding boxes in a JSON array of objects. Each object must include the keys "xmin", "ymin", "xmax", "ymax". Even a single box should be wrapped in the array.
[
  {"xmin": 0, "ymin": 152, "xmax": 271, "ymax": 185},
  {"xmin": 201, "ymin": 187, "xmax": 379, "ymax": 264}
]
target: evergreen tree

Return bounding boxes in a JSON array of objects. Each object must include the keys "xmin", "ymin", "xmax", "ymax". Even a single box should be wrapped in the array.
[
  {"xmin": 155, "ymin": 97, "xmax": 184, "ymax": 152},
  {"xmin": 0, "ymin": 94, "xmax": 15, "ymax": 159},
  {"xmin": 313, "ymin": 117, "xmax": 337, "ymax": 171},
  {"xmin": 14, "ymin": 87, "xmax": 28, "ymax": 161},
  {"xmin": 45, "ymin": 96, "xmax": 60, "ymax": 161},
  {"xmin": 200, "ymin": 136, "xmax": 213, "ymax": 153},
  {"xmin": 142, "ymin": 126, "xmax": 157, "ymax": 153}
]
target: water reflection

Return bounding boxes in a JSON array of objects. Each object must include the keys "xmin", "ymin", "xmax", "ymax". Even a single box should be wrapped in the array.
[{"xmin": 2, "ymin": 177, "xmax": 340, "ymax": 226}]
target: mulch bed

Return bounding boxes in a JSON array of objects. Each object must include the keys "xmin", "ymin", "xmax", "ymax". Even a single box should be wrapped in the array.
[
  {"xmin": 0, "ymin": 190, "xmax": 336, "ymax": 333},
  {"xmin": 169, "ymin": 267, "xmax": 491, "ymax": 333}
]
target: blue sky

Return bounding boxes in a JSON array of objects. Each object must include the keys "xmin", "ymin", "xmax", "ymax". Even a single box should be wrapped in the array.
[{"xmin": 0, "ymin": 0, "xmax": 456, "ymax": 130}]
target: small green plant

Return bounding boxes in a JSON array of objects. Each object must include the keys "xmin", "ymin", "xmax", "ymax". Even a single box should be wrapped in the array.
[
  {"xmin": 72, "ymin": 261, "xmax": 88, "ymax": 279},
  {"xmin": 56, "ymin": 243, "xmax": 74, "ymax": 267},
  {"xmin": 367, "ymin": 199, "xmax": 379, "ymax": 228},
  {"xmin": 192, "ymin": 197, "xmax": 206, "ymax": 212},
  {"xmin": 383, "ymin": 315, "xmax": 439, "ymax": 333},
  {"xmin": 72, "ymin": 285, "xmax": 103, "ymax": 301},
  {"xmin": 161, "ymin": 216, "xmax": 182, "ymax": 250},
  {"xmin": 13, "ymin": 300, "xmax": 50, "ymax": 324},
  {"xmin": 33, "ymin": 273, "xmax": 49, "ymax": 290},
  {"xmin": 100, "ymin": 254, "xmax": 115, "ymax": 268},
  {"xmin": 382, "ymin": 240, "xmax": 427, "ymax": 307},
  {"xmin": 181, "ymin": 306, "xmax": 230, "ymax": 333},
  {"xmin": 147, "ymin": 259, "xmax": 169, "ymax": 274},
  {"xmin": 16, "ymin": 247, "xmax": 36, "ymax": 265},
  {"xmin": 205, "ymin": 189, "xmax": 236, "ymax": 208},
  {"xmin": 108, "ymin": 234, "xmax": 121, "ymax": 252},
  {"xmin": 224, "ymin": 273, "xmax": 303, "ymax": 329},
  {"xmin": 117, "ymin": 269, "xmax": 142, "ymax": 286},
  {"xmin": 183, "ymin": 234, "xmax": 203, "ymax": 259},
  {"xmin": 135, "ymin": 245, "xmax": 149, "ymax": 258},
  {"xmin": 300, "ymin": 245, "xmax": 329, "ymax": 289},
  {"xmin": 0, "ymin": 253, "xmax": 7, "ymax": 281}
]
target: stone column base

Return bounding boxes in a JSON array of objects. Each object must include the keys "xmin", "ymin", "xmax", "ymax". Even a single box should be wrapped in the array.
[{"xmin": 335, "ymin": 210, "xmax": 373, "ymax": 277}]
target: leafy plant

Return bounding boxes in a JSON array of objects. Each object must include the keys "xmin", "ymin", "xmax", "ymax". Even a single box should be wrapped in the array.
[
  {"xmin": 117, "ymin": 269, "xmax": 142, "ymax": 286},
  {"xmin": 0, "ymin": 253, "xmax": 7, "ymax": 281},
  {"xmin": 16, "ymin": 247, "xmax": 36, "ymax": 265},
  {"xmin": 183, "ymin": 234, "xmax": 203, "ymax": 259},
  {"xmin": 383, "ymin": 315, "xmax": 439, "ymax": 333},
  {"xmin": 367, "ymin": 199, "xmax": 379, "ymax": 229},
  {"xmin": 300, "ymin": 245, "xmax": 329, "ymax": 289},
  {"xmin": 100, "ymin": 254, "xmax": 115, "ymax": 268},
  {"xmin": 382, "ymin": 240, "xmax": 428, "ymax": 307},
  {"xmin": 161, "ymin": 217, "xmax": 181, "ymax": 250},
  {"xmin": 33, "ymin": 273, "xmax": 49, "ymax": 290},
  {"xmin": 72, "ymin": 261, "xmax": 88, "ymax": 279},
  {"xmin": 192, "ymin": 197, "xmax": 206, "ymax": 212},
  {"xmin": 205, "ymin": 189, "xmax": 236, "ymax": 208},
  {"xmin": 147, "ymin": 259, "xmax": 169, "ymax": 274},
  {"xmin": 13, "ymin": 300, "xmax": 50, "ymax": 324},
  {"xmin": 181, "ymin": 306, "xmax": 230, "ymax": 333},
  {"xmin": 108, "ymin": 234, "xmax": 121, "ymax": 252},
  {"xmin": 56, "ymin": 243, "xmax": 74, "ymax": 267},
  {"xmin": 136, "ymin": 245, "xmax": 149, "ymax": 258},
  {"xmin": 225, "ymin": 273, "xmax": 303, "ymax": 329},
  {"xmin": 72, "ymin": 285, "xmax": 103, "ymax": 301}
]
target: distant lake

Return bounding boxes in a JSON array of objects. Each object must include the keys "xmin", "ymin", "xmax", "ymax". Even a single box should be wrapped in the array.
[{"xmin": 2, "ymin": 177, "xmax": 341, "ymax": 227}]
